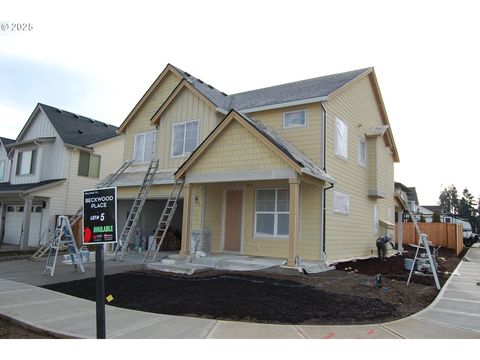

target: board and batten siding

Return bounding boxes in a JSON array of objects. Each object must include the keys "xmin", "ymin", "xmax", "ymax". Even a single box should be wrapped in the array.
[
  {"xmin": 156, "ymin": 87, "xmax": 220, "ymax": 170},
  {"xmin": 123, "ymin": 71, "xmax": 182, "ymax": 162},
  {"xmin": 11, "ymin": 110, "xmax": 65, "ymax": 185},
  {"xmin": 248, "ymin": 103, "xmax": 323, "ymax": 165},
  {"xmin": 323, "ymin": 73, "xmax": 395, "ymax": 262},
  {"xmin": 0, "ymin": 143, "xmax": 12, "ymax": 183}
]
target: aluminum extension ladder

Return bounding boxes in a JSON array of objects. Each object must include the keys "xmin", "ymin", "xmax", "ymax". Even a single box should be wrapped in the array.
[
  {"xmin": 44, "ymin": 216, "xmax": 85, "ymax": 277},
  {"xmin": 143, "ymin": 179, "xmax": 184, "ymax": 263},
  {"xmin": 404, "ymin": 205, "xmax": 441, "ymax": 290},
  {"xmin": 31, "ymin": 159, "xmax": 133, "ymax": 261},
  {"xmin": 114, "ymin": 158, "xmax": 159, "ymax": 261}
]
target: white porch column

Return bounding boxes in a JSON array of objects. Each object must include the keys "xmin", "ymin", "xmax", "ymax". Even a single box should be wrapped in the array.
[
  {"xmin": 397, "ymin": 209, "xmax": 404, "ymax": 252},
  {"xmin": 19, "ymin": 196, "xmax": 33, "ymax": 250},
  {"xmin": 180, "ymin": 183, "xmax": 192, "ymax": 256},
  {"xmin": 287, "ymin": 178, "xmax": 300, "ymax": 267}
]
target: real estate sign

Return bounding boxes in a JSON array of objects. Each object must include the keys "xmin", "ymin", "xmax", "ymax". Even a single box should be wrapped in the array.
[{"xmin": 83, "ymin": 187, "xmax": 117, "ymax": 245}]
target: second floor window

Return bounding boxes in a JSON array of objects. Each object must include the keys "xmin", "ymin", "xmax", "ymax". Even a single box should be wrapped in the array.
[
  {"xmin": 335, "ymin": 116, "xmax": 348, "ymax": 160},
  {"xmin": 283, "ymin": 110, "xmax": 307, "ymax": 128},
  {"xmin": 78, "ymin": 152, "xmax": 101, "ymax": 178},
  {"xmin": 172, "ymin": 120, "xmax": 199, "ymax": 157},
  {"xmin": 133, "ymin": 131, "xmax": 156, "ymax": 163},
  {"xmin": 16, "ymin": 149, "xmax": 37, "ymax": 175}
]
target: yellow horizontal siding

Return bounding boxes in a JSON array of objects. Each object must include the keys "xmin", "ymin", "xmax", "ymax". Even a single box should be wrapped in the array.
[
  {"xmin": 248, "ymin": 103, "xmax": 322, "ymax": 165},
  {"xmin": 157, "ymin": 87, "xmax": 219, "ymax": 170},
  {"xmin": 123, "ymin": 71, "xmax": 181, "ymax": 161},
  {"xmin": 324, "ymin": 74, "xmax": 395, "ymax": 262}
]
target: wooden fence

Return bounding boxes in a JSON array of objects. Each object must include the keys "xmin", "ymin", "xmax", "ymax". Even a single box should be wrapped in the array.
[{"xmin": 395, "ymin": 222, "xmax": 464, "ymax": 255}]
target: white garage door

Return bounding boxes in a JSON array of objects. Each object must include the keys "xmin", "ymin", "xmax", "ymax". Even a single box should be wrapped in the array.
[{"xmin": 4, "ymin": 205, "xmax": 43, "ymax": 247}]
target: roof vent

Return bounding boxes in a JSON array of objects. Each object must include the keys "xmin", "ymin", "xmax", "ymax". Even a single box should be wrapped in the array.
[
  {"xmin": 89, "ymin": 119, "xmax": 95, "ymax": 123},
  {"xmin": 207, "ymin": 84, "xmax": 214, "ymax": 89},
  {"xmin": 103, "ymin": 123, "xmax": 109, "ymax": 127},
  {"xmin": 221, "ymin": 92, "xmax": 227, "ymax": 96},
  {"xmin": 198, "ymin": 79, "xmax": 204, "ymax": 84},
  {"xmin": 184, "ymin": 72, "xmax": 191, "ymax": 77},
  {"xmin": 78, "ymin": 130, "xmax": 84, "ymax": 134},
  {"xmin": 74, "ymin": 114, "xmax": 80, "ymax": 118},
  {"xmin": 56, "ymin": 108, "xmax": 63, "ymax": 113}
]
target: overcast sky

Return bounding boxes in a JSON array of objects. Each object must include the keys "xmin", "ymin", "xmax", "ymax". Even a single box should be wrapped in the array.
[{"xmin": 1, "ymin": 0, "xmax": 479, "ymax": 205}]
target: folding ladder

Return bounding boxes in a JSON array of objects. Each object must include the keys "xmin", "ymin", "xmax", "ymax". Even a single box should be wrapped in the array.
[
  {"xmin": 404, "ymin": 205, "xmax": 441, "ymax": 290},
  {"xmin": 44, "ymin": 216, "xmax": 85, "ymax": 277},
  {"xmin": 31, "ymin": 159, "xmax": 133, "ymax": 261},
  {"xmin": 113, "ymin": 158, "xmax": 159, "ymax": 261},
  {"xmin": 143, "ymin": 179, "xmax": 184, "ymax": 263}
]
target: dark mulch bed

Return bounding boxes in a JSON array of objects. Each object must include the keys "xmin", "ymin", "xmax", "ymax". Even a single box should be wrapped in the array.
[{"xmin": 43, "ymin": 247, "xmax": 464, "ymax": 326}]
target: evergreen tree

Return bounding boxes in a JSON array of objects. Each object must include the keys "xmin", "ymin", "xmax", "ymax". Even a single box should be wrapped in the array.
[
  {"xmin": 438, "ymin": 185, "xmax": 459, "ymax": 214},
  {"xmin": 432, "ymin": 211, "xmax": 441, "ymax": 223}
]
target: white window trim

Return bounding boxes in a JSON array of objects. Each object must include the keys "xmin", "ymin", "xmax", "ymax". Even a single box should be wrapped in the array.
[
  {"xmin": 254, "ymin": 188, "xmax": 289, "ymax": 239},
  {"xmin": 283, "ymin": 109, "xmax": 307, "ymax": 129},
  {"xmin": 171, "ymin": 119, "xmax": 200, "ymax": 158},
  {"xmin": 334, "ymin": 116, "xmax": 348, "ymax": 161},
  {"xmin": 358, "ymin": 138, "xmax": 366, "ymax": 167},
  {"xmin": 16, "ymin": 149, "xmax": 36, "ymax": 176},
  {"xmin": 133, "ymin": 130, "xmax": 156, "ymax": 163},
  {"xmin": 333, "ymin": 190, "xmax": 350, "ymax": 215}
]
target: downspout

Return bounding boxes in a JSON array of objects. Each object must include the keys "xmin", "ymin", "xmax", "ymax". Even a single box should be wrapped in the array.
[{"xmin": 320, "ymin": 102, "xmax": 334, "ymax": 261}]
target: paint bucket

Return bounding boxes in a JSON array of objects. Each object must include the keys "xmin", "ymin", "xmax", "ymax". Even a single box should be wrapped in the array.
[{"xmin": 404, "ymin": 258, "xmax": 414, "ymax": 271}]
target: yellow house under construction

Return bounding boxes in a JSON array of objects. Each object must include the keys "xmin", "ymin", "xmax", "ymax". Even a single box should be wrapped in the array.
[{"xmin": 110, "ymin": 64, "xmax": 399, "ymax": 266}]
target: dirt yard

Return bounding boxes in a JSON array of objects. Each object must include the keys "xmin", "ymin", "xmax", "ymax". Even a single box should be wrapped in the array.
[{"xmin": 42, "ymin": 247, "xmax": 463, "ymax": 326}]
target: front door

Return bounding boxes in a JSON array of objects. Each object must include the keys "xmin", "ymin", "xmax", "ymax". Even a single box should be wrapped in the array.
[{"xmin": 224, "ymin": 189, "xmax": 243, "ymax": 252}]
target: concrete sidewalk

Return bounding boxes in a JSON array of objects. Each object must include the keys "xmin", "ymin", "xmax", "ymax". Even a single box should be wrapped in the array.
[{"xmin": 1, "ymin": 248, "xmax": 479, "ymax": 339}]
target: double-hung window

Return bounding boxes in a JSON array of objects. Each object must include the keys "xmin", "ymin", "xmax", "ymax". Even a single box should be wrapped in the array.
[
  {"xmin": 78, "ymin": 152, "xmax": 101, "ymax": 178},
  {"xmin": 16, "ymin": 149, "xmax": 37, "ymax": 175},
  {"xmin": 133, "ymin": 131, "xmax": 155, "ymax": 163},
  {"xmin": 255, "ymin": 188, "xmax": 289, "ymax": 237},
  {"xmin": 172, "ymin": 120, "xmax": 199, "ymax": 157}
]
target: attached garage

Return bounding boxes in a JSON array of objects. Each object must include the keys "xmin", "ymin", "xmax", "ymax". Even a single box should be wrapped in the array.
[
  {"xmin": 3, "ymin": 204, "xmax": 44, "ymax": 247},
  {"xmin": 117, "ymin": 199, "xmax": 183, "ymax": 251}
]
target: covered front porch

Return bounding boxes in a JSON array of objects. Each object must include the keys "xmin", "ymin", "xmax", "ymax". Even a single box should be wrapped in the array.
[{"xmin": 172, "ymin": 110, "xmax": 336, "ymax": 267}]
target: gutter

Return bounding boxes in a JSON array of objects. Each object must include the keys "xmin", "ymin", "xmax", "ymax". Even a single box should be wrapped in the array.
[
  {"xmin": 239, "ymin": 96, "xmax": 328, "ymax": 114},
  {"xmin": 320, "ymin": 102, "xmax": 334, "ymax": 261}
]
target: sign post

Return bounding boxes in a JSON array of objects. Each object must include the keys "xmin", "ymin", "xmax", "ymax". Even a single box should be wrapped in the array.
[{"xmin": 83, "ymin": 187, "xmax": 117, "ymax": 339}]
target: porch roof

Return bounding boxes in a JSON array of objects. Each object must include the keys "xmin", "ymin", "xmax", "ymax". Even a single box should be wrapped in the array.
[
  {"xmin": 107, "ymin": 170, "xmax": 175, "ymax": 187},
  {"xmin": 0, "ymin": 179, "xmax": 65, "ymax": 195},
  {"xmin": 175, "ymin": 110, "xmax": 336, "ymax": 185}
]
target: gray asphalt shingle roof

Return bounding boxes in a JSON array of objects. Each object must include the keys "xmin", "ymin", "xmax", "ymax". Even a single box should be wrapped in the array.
[
  {"xmin": 0, "ymin": 178, "xmax": 65, "ymax": 193},
  {"xmin": 0, "ymin": 137, "xmax": 15, "ymax": 147},
  {"xmin": 39, "ymin": 103, "xmax": 119, "ymax": 147},
  {"xmin": 172, "ymin": 65, "xmax": 370, "ymax": 111}
]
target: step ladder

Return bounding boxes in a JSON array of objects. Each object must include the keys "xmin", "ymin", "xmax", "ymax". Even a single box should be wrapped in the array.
[
  {"xmin": 404, "ymin": 205, "xmax": 441, "ymax": 290},
  {"xmin": 31, "ymin": 159, "xmax": 133, "ymax": 261},
  {"xmin": 143, "ymin": 179, "xmax": 184, "ymax": 263},
  {"xmin": 113, "ymin": 158, "xmax": 159, "ymax": 261},
  {"xmin": 44, "ymin": 216, "xmax": 85, "ymax": 277}
]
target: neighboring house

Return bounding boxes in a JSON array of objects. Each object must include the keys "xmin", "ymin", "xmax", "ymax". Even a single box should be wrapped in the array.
[
  {"xmin": 112, "ymin": 64, "xmax": 399, "ymax": 265},
  {"xmin": 0, "ymin": 137, "xmax": 15, "ymax": 184},
  {"xmin": 0, "ymin": 103, "xmax": 124, "ymax": 249},
  {"xmin": 417, "ymin": 205, "xmax": 473, "ymax": 239},
  {"xmin": 394, "ymin": 182, "xmax": 420, "ymax": 251}
]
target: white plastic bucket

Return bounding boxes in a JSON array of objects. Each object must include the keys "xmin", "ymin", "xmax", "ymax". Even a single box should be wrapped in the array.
[{"xmin": 404, "ymin": 258, "xmax": 414, "ymax": 271}]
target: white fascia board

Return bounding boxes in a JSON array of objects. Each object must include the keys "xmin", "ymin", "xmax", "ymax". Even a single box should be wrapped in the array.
[
  {"xmin": 186, "ymin": 169, "xmax": 295, "ymax": 184},
  {"xmin": 64, "ymin": 143, "xmax": 94, "ymax": 153},
  {"xmin": 300, "ymin": 168, "xmax": 336, "ymax": 185},
  {"xmin": 239, "ymin": 96, "xmax": 328, "ymax": 114},
  {"xmin": 216, "ymin": 107, "xmax": 229, "ymax": 115}
]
